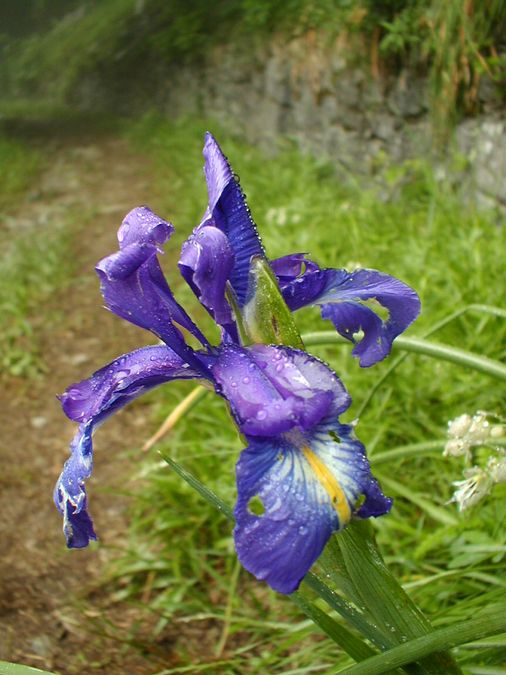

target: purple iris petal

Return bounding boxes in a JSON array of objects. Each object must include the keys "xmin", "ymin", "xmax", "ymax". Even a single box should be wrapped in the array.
[
  {"xmin": 54, "ymin": 345, "xmax": 204, "ymax": 547},
  {"xmin": 279, "ymin": 268, "xmax": 420, "ymax": 367},
  {"xmin": 96, "ymin": 206, "xmax": 210, "ymax": 374},
  {"xmin": 181, "ymin": 133, "xmax": 265, "ymax": 312},
  {"xmin": 179, "ymin": 223, "xmax": 237, "ymax": 336},
  {"xmin": 212, "ymin": 344, "xmax": 349, "ymax": 437},
  {"xmin": 234, "ymin": 420, "xmax": 391, "ymax": 594}
]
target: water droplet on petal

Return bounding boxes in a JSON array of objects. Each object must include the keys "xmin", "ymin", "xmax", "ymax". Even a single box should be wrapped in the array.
[{"xmin": 256, "ymin": 410, "xmax": 267, "ymax": 420}]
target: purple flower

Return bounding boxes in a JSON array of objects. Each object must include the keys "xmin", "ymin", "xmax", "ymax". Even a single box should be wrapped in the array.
[{"xmin": 55, "ymin": 134, "xmax": 420, "ymax": 593}]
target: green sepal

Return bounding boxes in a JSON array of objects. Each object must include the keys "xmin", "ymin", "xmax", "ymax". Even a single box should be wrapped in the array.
[{"xmin": 239, "ymin": 255, "xmax": 305, "ymax": 349}]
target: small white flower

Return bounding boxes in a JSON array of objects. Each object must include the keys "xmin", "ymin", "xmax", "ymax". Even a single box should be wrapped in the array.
[
  {"xmin": 450, "ymin": 467, "xmax": 493, "ymax": 511},
  {"xmin": 447, "ymin": 414, "xmax": 472, "ymax": 439}
]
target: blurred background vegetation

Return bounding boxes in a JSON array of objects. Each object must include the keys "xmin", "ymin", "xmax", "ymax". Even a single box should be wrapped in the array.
[
  {"xmin": 1, "ymin": 1, "xmax": 505, "ymax": 673},
  {"xmin": 1, "ymin": 0, "xmax": 505, "ymax": 134}
]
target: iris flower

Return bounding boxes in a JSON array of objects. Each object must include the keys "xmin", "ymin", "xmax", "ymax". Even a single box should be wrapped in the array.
[{"xmin": 55, "ymin": 134, "xmax": 420, "ymax": 593}]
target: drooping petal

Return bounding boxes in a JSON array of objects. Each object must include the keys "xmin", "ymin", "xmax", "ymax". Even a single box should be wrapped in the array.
[
  {"xmin": 54, "ymin": 345, "xmax": 204, "ymax": 547},
  {"xmin": 179, "ymin": 223, "xmax": 237, "ymax": 337},
  {"xmin": 54, "ymin": 423, "xmax": 97, "ymax": 547},
  {"xmin": 212, "ymin": 344, "xmax": 349, "ymax": 437},
  {"xmin": 279, "ymin": 267, "xmax": 421, "ymax": 367},
  {"xmin": 96, "ymin": 206, "xmax": 210, "ymax": 374},
  {"xmin": 234, "ymin": 420, "xmax": 391, "ymax": 594}
]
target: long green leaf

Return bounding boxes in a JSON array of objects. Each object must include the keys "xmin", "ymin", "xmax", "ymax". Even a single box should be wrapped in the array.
[
  {"xmin": 303, "ymin": 573, "xmax": 391, "ymax": 651},
  {"xmin": 337, "ymin": 607, "xmax": 506, "ymax": 675},
  {"xmin": 337, "ymin": 522, "xmax": 462, "ymax": 674}
]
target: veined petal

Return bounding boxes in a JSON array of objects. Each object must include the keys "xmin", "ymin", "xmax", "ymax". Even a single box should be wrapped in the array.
[
  {"xmin": 54, "ymin": 345, "xmax": 204, "ymax": 548},
  {"xmin": 201, "ymin": 133, "xmax": 265, "ymax": 306},
  {"xmin": 96, "ymin": 206, "xmax": 210, "ymax": 373},
  {"xmin": 212, "ymin": 344, "xmax": 349, "ymax": 437},
  {"xmin": 280, "ymin": 268, "xmax": 421, "ymax": 367},
  {"xmin": 234, "ymin": 420, "xmax": 391, "ymax": 594}
]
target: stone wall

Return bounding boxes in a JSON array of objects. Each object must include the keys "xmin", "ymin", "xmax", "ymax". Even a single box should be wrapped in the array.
[{"xmin": 82, "ymin": 32, "xmax": 506, "ymax": 209}]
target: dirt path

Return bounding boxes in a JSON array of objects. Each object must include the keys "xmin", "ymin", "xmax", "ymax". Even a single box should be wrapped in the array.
[{"xmin": 0, "ymin": 135, "xmax": 171, "ymax": 673}]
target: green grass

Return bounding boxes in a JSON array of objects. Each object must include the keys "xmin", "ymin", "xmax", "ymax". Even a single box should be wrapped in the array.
[
  {"xmin": 97, "ymin": 116, "xmax": 506, "ymax": 671},
  {"xmin": 0, "ymin": 135, "xmax": 43, "ymax": 211}
]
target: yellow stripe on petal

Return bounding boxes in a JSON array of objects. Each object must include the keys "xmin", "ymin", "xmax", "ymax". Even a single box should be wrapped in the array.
[{"xmin": 302, "ymin": 446, "xmax": 352, "ymax": 525}]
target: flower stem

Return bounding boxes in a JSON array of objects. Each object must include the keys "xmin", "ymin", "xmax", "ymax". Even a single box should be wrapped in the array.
[{"xmin": 303, "ymin": 332, "xmax": 506, "ymax": 381}]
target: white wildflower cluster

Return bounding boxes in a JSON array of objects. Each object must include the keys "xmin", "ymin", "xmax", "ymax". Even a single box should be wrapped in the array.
[{"xmin": 444, "ymin": 411, "xmax": 505, "ymax": 511}]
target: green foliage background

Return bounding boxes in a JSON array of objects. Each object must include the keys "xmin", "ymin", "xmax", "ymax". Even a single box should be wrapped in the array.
[{"xmin": 1, "ymin": 0, "xmax": 505, "ymax": 137}]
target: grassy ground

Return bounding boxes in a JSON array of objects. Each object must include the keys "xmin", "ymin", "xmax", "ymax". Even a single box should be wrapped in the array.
[{"xmin": 98, "ymin": 116, "xmax": 506, "ymax": 672}]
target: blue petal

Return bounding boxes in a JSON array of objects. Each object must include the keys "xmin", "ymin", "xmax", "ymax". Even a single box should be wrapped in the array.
[
  {"xmin": 202, "ymin": 133, "xmax": 265, "ymax": 306},
  {"xmin": 212, "ymin": 344, "xmax": 349, "ymax": 437},
  {"xmin": 279, "ymin": 268, "xmax": 421, "ymax": 367},
  {"xmin": 96, "ymin": 207, "xmax": 210, "ymax": 374},
  {"xmin": 55, "ymin": 345, "xmax": 204, "ymax": 547},
  {"xmin": 234, "ymin": 420, "xmax": 391, "ymax": 594}
]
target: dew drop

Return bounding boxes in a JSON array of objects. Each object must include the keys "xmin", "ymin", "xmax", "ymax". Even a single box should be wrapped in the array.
[
  {"xmin": 256, "ymin": 410, "xmax": 267, "ymax": 420},
  {"xmin": 298, "ymin": 526, "xmax": 308, "ymax": 535},
  {"xmin": 242, "ymin": 376, "xmax": 250, "ymax": 384}
]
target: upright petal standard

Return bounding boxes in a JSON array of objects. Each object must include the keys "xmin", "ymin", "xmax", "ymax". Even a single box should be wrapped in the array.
[{"xmin": 55, "ymin": 132, "xmax": 419, "ymax": 594}]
